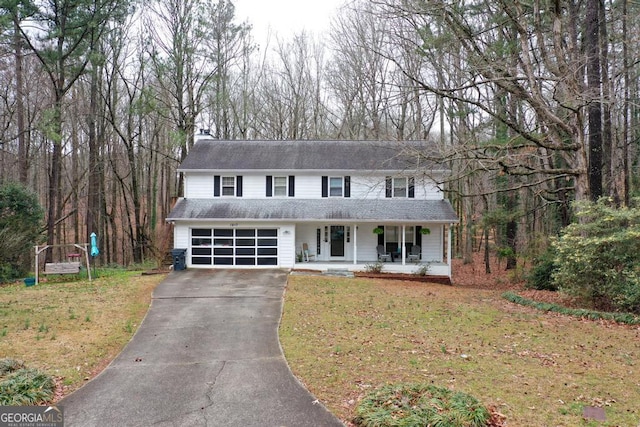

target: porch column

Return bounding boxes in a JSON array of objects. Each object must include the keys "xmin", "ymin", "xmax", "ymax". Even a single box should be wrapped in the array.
[
  {"xmin": 353, "ymin": 223, "xmax": 358, "ymax": 265},
  {"xmin": 447, "ymin": 224, "xmax": 453, "ymax": 278},
  {"xmin": 401, "ymin": 225, "xmax": 406, "ymax": 265}
]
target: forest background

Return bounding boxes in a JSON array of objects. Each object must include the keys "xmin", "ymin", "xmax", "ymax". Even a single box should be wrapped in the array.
[{"xmin": 0, "ymin": 0, "xmax": 638, "ymax": 271}]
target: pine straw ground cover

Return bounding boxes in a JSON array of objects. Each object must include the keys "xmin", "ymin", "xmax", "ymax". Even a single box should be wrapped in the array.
[
  {"xmin": 280, "ymin": 274, "xmax": 640, "ymax": 426},
  {"xmin": 0, "ymin": 271, "xmax": 165, "ymax": 399}
]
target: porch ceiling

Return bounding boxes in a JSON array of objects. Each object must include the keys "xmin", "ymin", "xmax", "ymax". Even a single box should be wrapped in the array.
[{"xmin": 167, "ymin": 198, "xmax": 459, "ymax": 223}]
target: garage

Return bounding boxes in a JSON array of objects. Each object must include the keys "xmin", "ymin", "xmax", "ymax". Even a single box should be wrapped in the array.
[{"xmin": 190, "ymin": 228, "xmax": 278, "ymax": 266}]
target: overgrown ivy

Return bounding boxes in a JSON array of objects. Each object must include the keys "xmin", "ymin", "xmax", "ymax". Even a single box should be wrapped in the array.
[{"xmin": 502, "ymin": 292, "xmax": 640, "ymax": 325}]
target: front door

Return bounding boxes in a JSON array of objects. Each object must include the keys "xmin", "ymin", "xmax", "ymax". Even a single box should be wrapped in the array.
[{"xmin": 330, "ymin": 225, "xmax": 345, "ymax": 257}]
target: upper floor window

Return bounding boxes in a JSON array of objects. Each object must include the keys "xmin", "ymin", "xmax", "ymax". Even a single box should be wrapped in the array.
[
  {"xmin": 393, "ymin": 178, "xmax": 407, "ymax": 197},
  {"xmin": 273, "ymin": 176, "xmax": 287, "ymax": 196},
  {"xmin": 386, "ymin": 176, "xmax": 415, "ymax": 198},
  {"xmin": 330, "ymin": 177, "xmax": 343, "ymax": 196},
  {"xmin": 215, "ymin": 175, "xmax": 243, "ymax": 197},
  {"xmin": 222, "ymin": 176, "xmax": 236, "ymax": 196},
  {"xmin": 266, "ymin": 175, "xmax": 295, "ymax": 197},
  {"xmin": 322, "ymin": 176, "xmax": 351, "ymax": 198}
]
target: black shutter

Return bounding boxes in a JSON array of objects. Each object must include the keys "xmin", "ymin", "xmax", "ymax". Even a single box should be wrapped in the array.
[
  {"xmin": 288, "ymin": 176, "xmax": 295, "ymax": 197},
  {"xmin": 344, "ymin": 176, "xmax": 351, "ymax": 198},
  {"xmin": 416, "ymin": 226, "xmax": 422, "ymax": 248},
  {"xmin": 236, "ymin": 176, "xmax": 243, "ymax": 197},
  {"xmin": 214, "ymin": 175, "xmax": 220, "ymax": 197},
  {"xmin": 385, "ymin": 177, "xmax": 392, "ymax": 198},
  {"xmin": 321, "ymin": 176, "xmax": 328, "ymax": 198},
  {"xmin": 266, "ymin": 176, "xmax": 273, "ymax": 197},
  {"xmin": 377, "ymin": 225, "xmax": 384, "ymax": 246},
  {"xmin": 408, "ymin": 177, "xmax": 415, "ymax": 198}
]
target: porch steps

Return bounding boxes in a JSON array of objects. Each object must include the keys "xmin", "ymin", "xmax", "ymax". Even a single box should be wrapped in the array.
[{"xmin": 323, "ymin": 269, "xmax": 354, "ymax": 278}]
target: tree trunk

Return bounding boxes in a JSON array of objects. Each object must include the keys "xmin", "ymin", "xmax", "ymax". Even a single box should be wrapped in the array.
[
  {"xmin": 586, "ymin": 0, "xmax": 603, "ymax": 201},
  {"xmin": 14, "ymin": 15, "xmax": 27, "ymax": 185}
]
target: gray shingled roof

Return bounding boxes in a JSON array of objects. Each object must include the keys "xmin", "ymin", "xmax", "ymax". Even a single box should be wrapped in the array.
[
  {"xmin": 167, "ymin": 198, "xmax": 459, "ymax": 223},
  {"xmin": 178, "ymin": 139, "xmax": 444, "ymax": 172}
]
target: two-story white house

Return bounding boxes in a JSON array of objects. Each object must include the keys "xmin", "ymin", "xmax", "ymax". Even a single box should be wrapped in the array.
[{"xmin": 166, "ymin": 139, "xmax": 459, "ymax": 277}]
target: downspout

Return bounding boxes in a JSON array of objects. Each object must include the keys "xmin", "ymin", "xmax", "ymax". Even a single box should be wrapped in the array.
[
  {"xmin": 401, "ymin": 225, "xmax": 406, "ymax": 265},
  {"xmin": 353, "ymin": 223, "xmax": 358, "ymax": 265},
  {"xmin": 448, "ymin": 224, "xmax": 453, "ymax": 279}
]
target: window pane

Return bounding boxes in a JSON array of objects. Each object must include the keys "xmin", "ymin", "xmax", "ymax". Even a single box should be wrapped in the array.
[
  {"xmin": 257, "ymin": 229, "xmax": 277, "ymax": 237},
  {"xmin": 385, "ymin": 226, "xmax": 399, "ymax": 242},
  {"xmin": 192, "ymin": 229, "xmax": 211, "ymax": 236},
  {"xmin": 274, "ymin": 176, "xmax": 287, "ymax": 196},
  {"xmin": 222, "ymin": 176, "xmax": 235, "ymax": 195},
  {"xmin": 214, "ymin": 247, "xmax": 233, "ymax": 255},
  {"xmin": 236, "ymin": 238, "xmax": 255, "ymax": 246},
  {"xmin": 394, "ymin": 178, "xmax": 407, "ymax": 197},
  {"xmin": 405, "ymin": 226, "xmax": 415, "ymax": 243},
  {"xmin": 235, "ymin": 248, "xmax": 255, "ymax": 256},
  {"xmin": 214, "ymin": 238, "xmax": 233, "ymax": 246},
  {"xmin": 214, "ymin": 229, "xmax": 233, "ymax": 236},
  {"xmin": 236, "ymin": 229, "xmax": 255, "ymax": 237},
  {"xmin": 329, "ymin": 177, "xmax": 343, "ymax": 196},
  {"xmin": 192, "ymin": 238, "xmax": 211, "ymax": 246},
  {"xmin": 258, "ymin": 248, "xmax": 278, "ymax": 255},
  {"xmin": 258, "ymin": 238, "xmax": 278, "ymax": 246}
]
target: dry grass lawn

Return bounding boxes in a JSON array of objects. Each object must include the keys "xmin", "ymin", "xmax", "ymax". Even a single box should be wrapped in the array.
[
  {"xmin": 0, "ymin": 271, "xmax": 165, "ymax": 397},
  {"xmin": 280, "ymin": 275, "xmax": 640, "ymax": 426}
]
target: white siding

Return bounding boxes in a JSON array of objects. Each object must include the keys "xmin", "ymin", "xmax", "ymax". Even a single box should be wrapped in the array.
[
  {"xmin": 182, "ymin": 172, "xmax": 444, "ymax": 200},
  {"xmin": 294, "ymin": 175, "xmax": 322, "ymax": 198},
  {"xmin": 242, "ymin": 174, "xmax": 266, "ymax": 198},
  {"xmin": 279, "ymin": 225, "xmax": 296, "ymax": 267},
  {"xmin": 421, "ymin": 225, "xmax": 443, "ymax": 262},
  {"xmin": 174, "ymin": 224, "xmax": 189, "ymax": 249},
  {"xmin": 184, "ymin": 173, "xmax": 213, "ymax": 198}
]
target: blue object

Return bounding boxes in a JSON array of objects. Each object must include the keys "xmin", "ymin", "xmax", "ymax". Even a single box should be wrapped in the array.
[
  {"xmin": 90, "ymin": 232, "xmax": 100, "ymax": 257},
  {"xmin": 24, "ymin": 277, "xmax": 35, "ymax": 287}
]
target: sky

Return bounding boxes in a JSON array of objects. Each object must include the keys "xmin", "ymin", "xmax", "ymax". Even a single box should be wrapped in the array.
[{"xmin": 233, "ymin": 0, "xmax": 346, "ymax": 47}]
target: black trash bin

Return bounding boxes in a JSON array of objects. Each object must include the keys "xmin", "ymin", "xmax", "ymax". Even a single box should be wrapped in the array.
[{"xmin": 171, "ymin": 248, "xmax": 187, "ymax": 271}]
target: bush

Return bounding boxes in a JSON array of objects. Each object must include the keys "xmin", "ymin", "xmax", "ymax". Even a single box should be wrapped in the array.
[
  {"xmin": 552, "ymin": 199, "xmax": 640, "ymax": 313},
  {"xmin": 526, "ymin": 246, "xmax": 558, "ymax": 291},
  {"xmin": 413, "ymin": 263, "xmax": 431, "ymax": 276},
  {"xmin": 0, "ymin": 183, "xmax": 44, "ymax": 282},
  {"xmin": 364, "ymin": 262, "xmax": 383, "ymax": 273},
  {"xmin": 0, "ymin": 359, "xmax": 55, "ymax": 405},
  {"xmin": 354, "ymin": 383, "xmax": 490, "ymax": 427}
]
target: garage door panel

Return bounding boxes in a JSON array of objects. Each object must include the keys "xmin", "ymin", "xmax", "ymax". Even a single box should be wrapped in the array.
[{"xmin": 191, "ymin": 228, "xmax": 278, "ymax": 267}]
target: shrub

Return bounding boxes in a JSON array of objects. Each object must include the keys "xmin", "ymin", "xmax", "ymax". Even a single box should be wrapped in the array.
[
  {"xmin": 354, "ymin": 383, "xmax": 490, "ymax": 427},
  {"xmin": 364, "ymin": 262, "xmax": 383, "ymax": 273},
  {"xmin": 0, "ymin": 359, "xmax": 55, "ymax": 405},
  {"xmin": 0, "ymin": 183, "xmax": 44, "ymax": 283},
  {"xmin": 526, "ymin": 246, "xmax": 558, "ymax": 291},
  {"xmin": 413, "ymin": 263, "xmax": 431, "ymax": 276},
  {"xmin": 552, "ymin": 198, "xmax": 640, "ymax": 313}
]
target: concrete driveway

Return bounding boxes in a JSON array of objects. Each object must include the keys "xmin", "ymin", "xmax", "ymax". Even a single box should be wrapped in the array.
[{"xmin": 60, "ymin": 269, "xmax": 343, "ymax": 426}]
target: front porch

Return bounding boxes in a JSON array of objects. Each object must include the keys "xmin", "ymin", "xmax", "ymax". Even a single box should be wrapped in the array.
[{"xmin": 295, "ymin": 222, "xmax": 454, "ymax": 278}]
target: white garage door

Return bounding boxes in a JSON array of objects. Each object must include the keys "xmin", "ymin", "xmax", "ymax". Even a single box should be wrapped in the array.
[{"xmin": 190, "ymin": 228, "xmax": 278, "ymax": 266}]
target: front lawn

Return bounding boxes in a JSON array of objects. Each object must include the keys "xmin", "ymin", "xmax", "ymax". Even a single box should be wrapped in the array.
[
  {"xmin": 0, "ymin": 271, "xmax": 165, "ymax": 397},
  {"xmin": 280, "ymin": 275, "xmax": 640, "ymax": 426}
]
